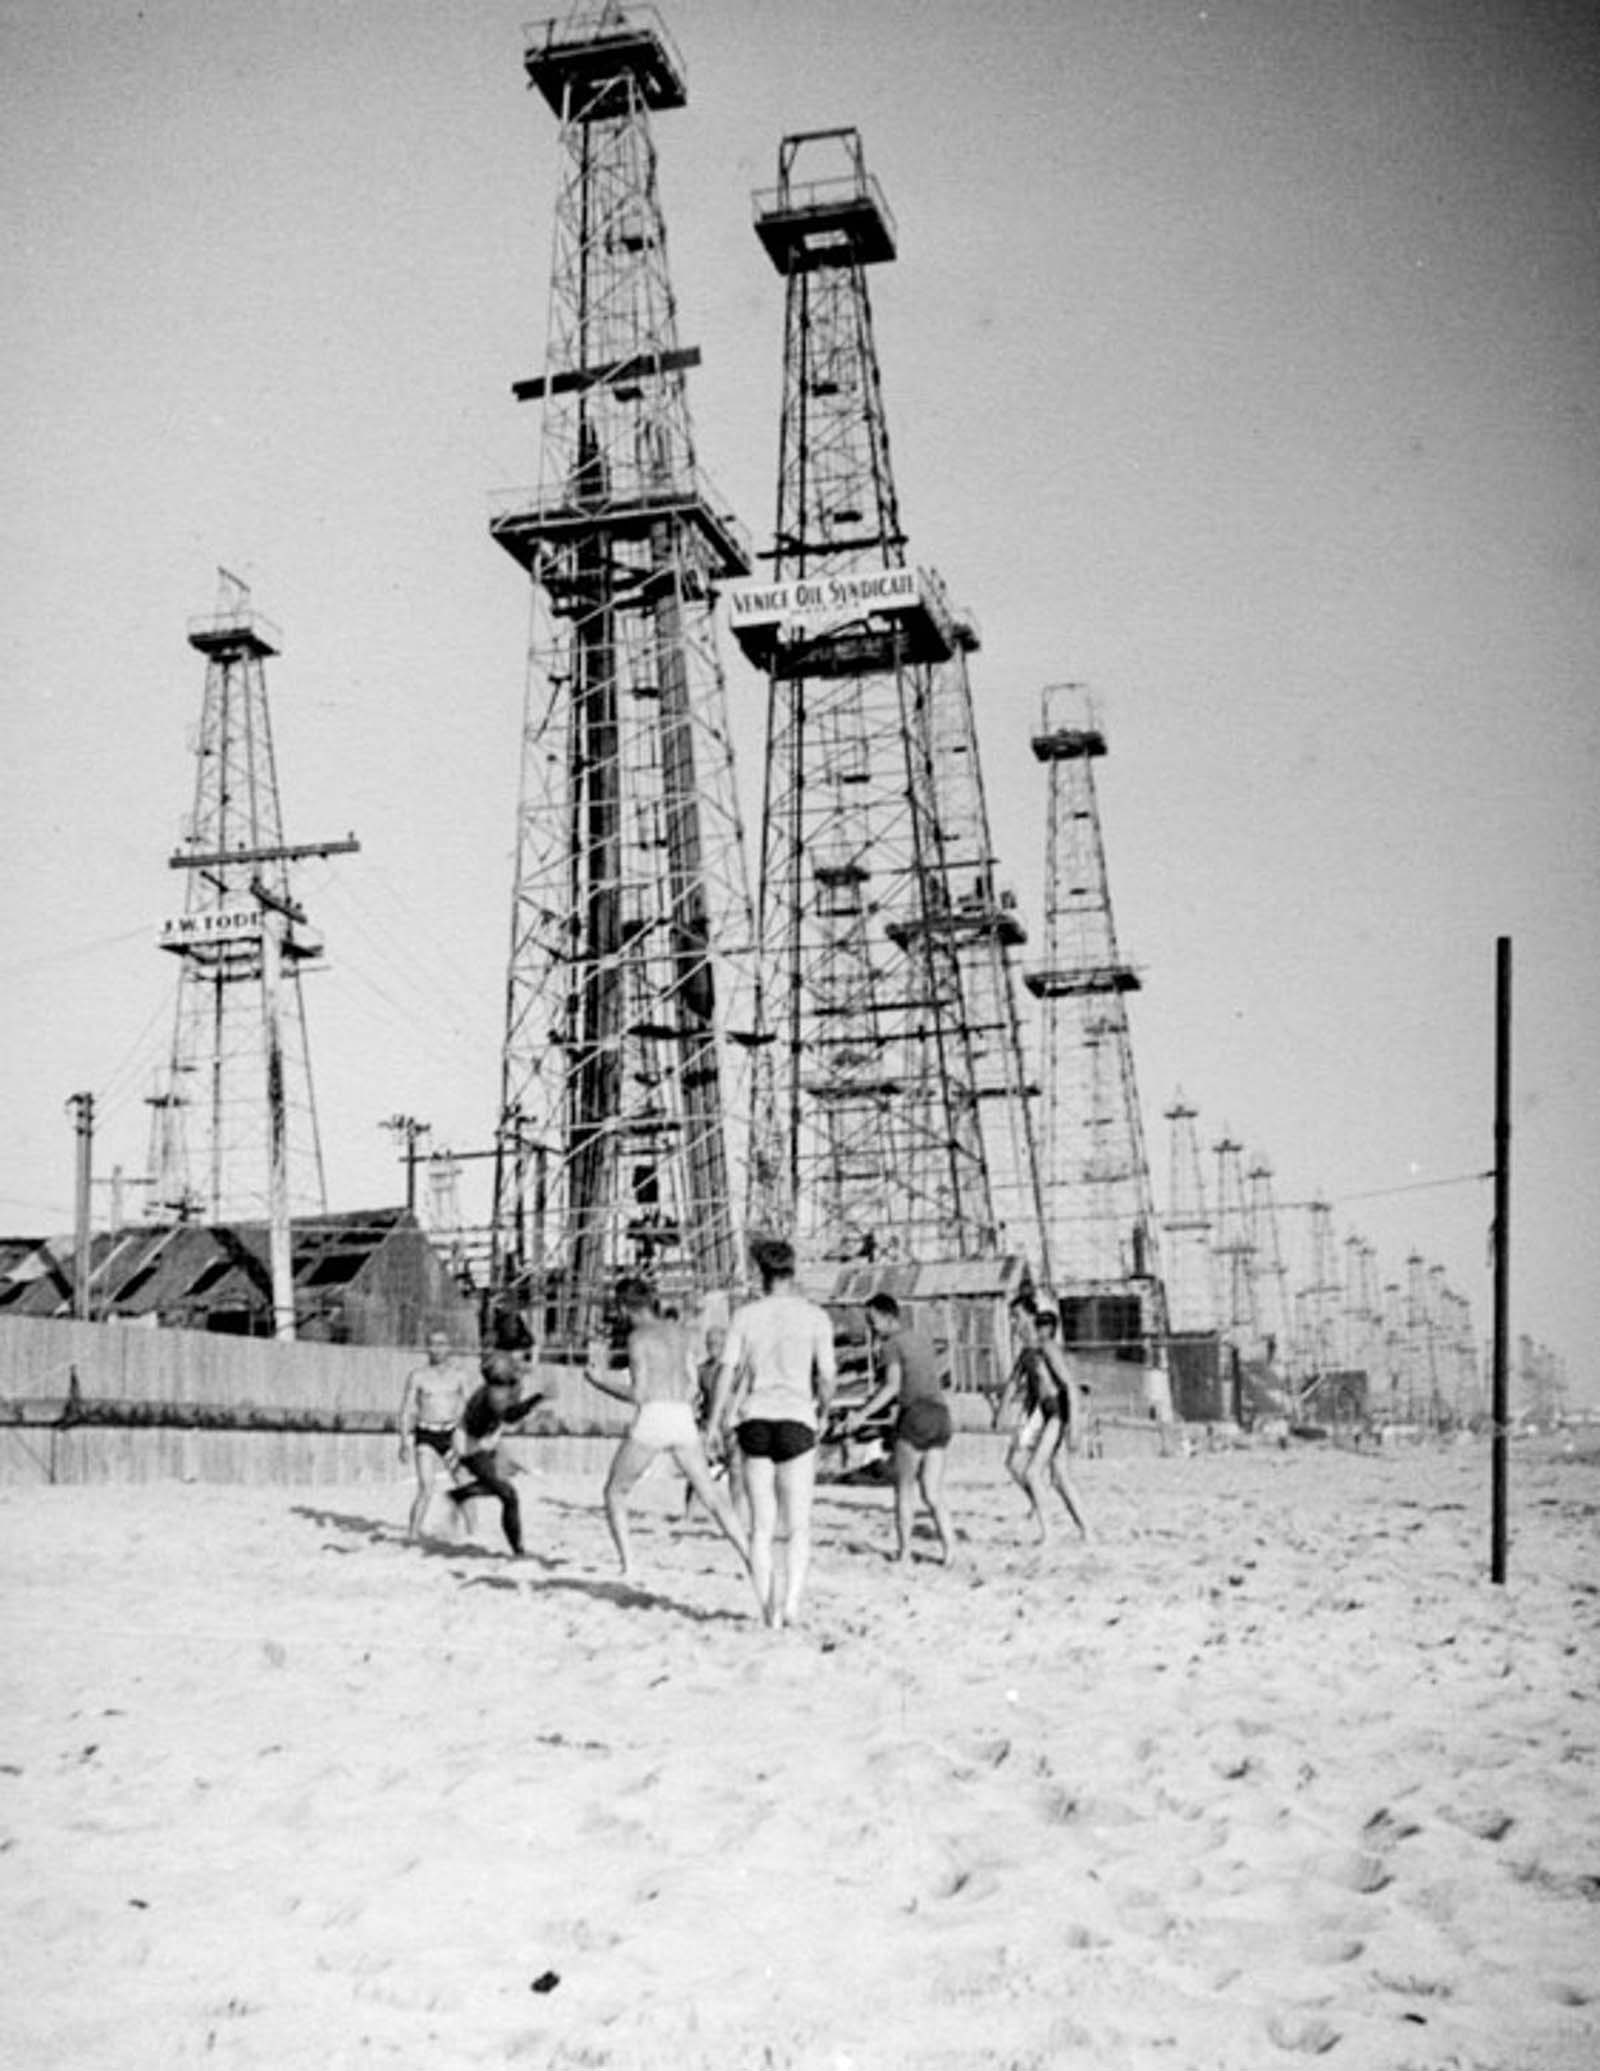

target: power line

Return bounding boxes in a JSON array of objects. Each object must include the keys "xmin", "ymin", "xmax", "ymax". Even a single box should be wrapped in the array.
[{"xmin": 1277, "ymin": 1170, "xmax": 1493, "ymax": 1211}]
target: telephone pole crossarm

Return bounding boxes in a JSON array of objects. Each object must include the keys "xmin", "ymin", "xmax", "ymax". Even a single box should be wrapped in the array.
[{"xmin": 169, "ymin": 836, "xmax": 361, "ymax": 871}]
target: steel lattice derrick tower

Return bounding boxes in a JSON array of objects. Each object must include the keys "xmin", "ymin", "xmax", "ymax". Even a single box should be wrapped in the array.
[
  {"xmin": 147, "ymin": 571, "xmax": 328, "ymax": 1225},
  {"xmin": 1161, "ymin": 1090, "xmax": 1216, "ymax": 1332},
  {"xmin": 1293, "ymin": 1196, "xmax": 1343, "ymax": 1387},
  {"xmin": 915, "ymin": 597, "xmax": 1050, "ymax": 1275},
  {"xmin": 1210, "ymin": 1129, "xmax": 1260, "ymax": 1356},
  {"xmin": 1026, "ymin": 684, "xmax": 1165, "ymax": 1340},
  {"xmin": 731, "ymin": 129, "xmax": 993, "ymax": 1265},
  {"xmin": 487, "ymin": 8, "xmax": 756, "ymax": 1346},
  {"xmin": 1341, "ymin": 1232, "xmax": 1382, "ymax": 1378},
  {"xmin": 1244, "ymin": 1155, "xmax": 1293, "ymax": 1368}
]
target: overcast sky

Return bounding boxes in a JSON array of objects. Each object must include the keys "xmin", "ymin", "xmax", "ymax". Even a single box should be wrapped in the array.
[{"xmin": 3, "ymin": 0, "xmax": 1596, "ymax": 1390}]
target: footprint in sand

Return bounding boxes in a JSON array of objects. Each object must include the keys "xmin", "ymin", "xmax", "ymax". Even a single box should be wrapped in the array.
[
  {"xmin": 1265, "ymin": 2011, "xmax": 1341, "ymax": 2054},
  {"xmin": 1321, "ymin": 1849, "xmax": 1393, "ymax": 1895}
]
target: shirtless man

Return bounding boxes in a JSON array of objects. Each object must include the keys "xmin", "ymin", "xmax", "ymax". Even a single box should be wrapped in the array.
[
  {"xmin": 584, "ymin": 1279, "xmax": 751, "ymax": 1587},
  {"xmin": 999, "ymin": 1300, "xmax": 1091, "ymax": 1545},
  {"xmin": 857, "ymin": 1292, "xmax": 954, "ymax": 1564},
  {"xmin": 709, "ymin": 1237, "xmax": 837, "ymax": 1630},
  {"xmin": 397, "ymin": 1330, "xmax": 468, "ymax": 1542},
  {"xmin": 446, "ymin": 1352, "xmax": 547, "ymax": 1556}
]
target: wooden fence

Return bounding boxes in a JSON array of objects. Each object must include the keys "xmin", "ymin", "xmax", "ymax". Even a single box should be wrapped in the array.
[
  {"xmin": 0, "ymin": 1316, "xmax": 626, "ymax": 1486},
  {"xmin": 0, "ymin": 1316, "xmax": 1167, "ymax": 1487}
]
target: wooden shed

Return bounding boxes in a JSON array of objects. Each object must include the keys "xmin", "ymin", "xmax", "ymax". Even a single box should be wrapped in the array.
[{"xmin": 0, "ymin": 1211, "xmax": 475, "ymax": 1350}]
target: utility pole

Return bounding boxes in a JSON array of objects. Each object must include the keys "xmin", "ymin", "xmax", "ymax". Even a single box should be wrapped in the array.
[
  {"xmin": 94, "ymin": 1166, "xmax": 153, "ymax": 1235},
  {"xmin": 381, "ymin": 1114, "xmax": 431, "ymax": 1215},
  {"xmin": 1491, "ymin": 935, "xmax": 1511, "ymax": 1584},
  {"xmin": 255, "ymin": 902, "xmax": 294, "ymax": 1340},
  {"xmin": 67, "ymin": 1091, "xmax": 95, "ymax": 1321}
]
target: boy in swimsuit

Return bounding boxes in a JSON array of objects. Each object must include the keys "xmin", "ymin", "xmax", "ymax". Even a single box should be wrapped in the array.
[
  {"xmin": 446, "ymin": 1352, "xmax": 547, "ymax": 1556},
  {"xmin": 397, "ymin": 1330, "xmax": 469, "ymax": 1542},
  {"xmin": 709, "ymin": 1236, "xmax": 837, "ymax": 1630},
  {"xmin": 857, "ymin": 1292, "xmax": 954, "ymax": 1564},
  {"xmin": 999, "ymin": 1300, "xmax": 1092, "ymax": 1545},
  {"xmin": 584, "ymin": 1279, "xmax": 751, "ymax": 1589}
]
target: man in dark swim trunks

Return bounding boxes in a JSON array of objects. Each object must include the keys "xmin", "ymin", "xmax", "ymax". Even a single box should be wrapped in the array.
[
  {"xmin": 446, "ymin": 1351, "xmax": 547, "ymax": 1556},
  {"xmin": 398, "ymin": 1331, "xmax": 469, "ymax": 1542},
  {"xmin": 709, "ymin": 1237, "xmax": 837, "ymax": 1629},
  {"xmin": 857, "ymin": 1292, "xmax": 954, "ymax": 1564}
]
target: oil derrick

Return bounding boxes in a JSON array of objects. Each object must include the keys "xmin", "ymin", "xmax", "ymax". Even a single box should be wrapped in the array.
[
  {"xmin": 147, "ymin": 572, "xmax": 332, "ymax": 1225},
  {"xmin": 1027, "ymin": 684, "xmax": 1165, "ymax": 1350},
  {"xmin": 1341, "ymin": 1233, "xmax": 1382, "ymax": 1381},
  {"xmin": 1160, "ymin": 1091, "xmax": 1215, "ymax": 1332},
  {"xmin": 488, "ymin": 8, "xmax": 756, "ymax": 1342},
  {"xmin": 729, "ymin": 129, "xmax": 994, "ymax": 1265},
  {"xmin": 1293, "ymin": 1196, "xmax": 1342, "ymax": 1389},
  {"xmin": 1210, "ymin": 1130, "xmax": 1260, "ymax": 1357},
  {"xmin": 1244, "ymin": 1156, "xmax": 1293, "ymax": 1373},
  {"xmin": 1446, "ymin": 1290, "xmax": 1481, "ymax": 1417},
  {"xmin": 915, "ymin": 591, "xmax": 1050, "ymax": 1272}
]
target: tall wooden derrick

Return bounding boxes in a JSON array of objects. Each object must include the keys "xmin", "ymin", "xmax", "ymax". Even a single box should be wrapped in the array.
[
  {"xmin": 1161, "ymin": 1090, "xmax": 1216, "ymax": 1333},
  {"xmin": 148, "ymin": 571, "xmax": 329, "ymax": 1228},
  {"xmin": 1210, "ymin": 1130, "xmax": 1261, "ymax": 1360},
  {"xmin": 728, "ymin": 130, "xmax": 996, "ymax": 1267},
  {"xmin": 1026, "ymin": 685, "xmax": 1166, "ymax": 1350},
  {"xmin": 488, "ymin": 8, "xmax": 756, "ymax": 1342},
  {"xmin": 1244, "ymin": 1154, "xmax": 1294, "ymax": 1371},
  {"xmin": 916, "ymin": 594, "xmax": 1050, "ymax": 1276}
]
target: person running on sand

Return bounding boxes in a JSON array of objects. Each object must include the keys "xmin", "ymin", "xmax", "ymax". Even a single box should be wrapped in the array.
[
  {"xmin": 1000, "ymin": 1300, "xmax": 1092, "ymax": 1545},
  {"xmin": 446, "ymin": 1352, "xmax": 547, "ymax": 1556},
  {"xmin": 398, "ymin": 1330, "xmax": 469, "ymax": 1542},
  {"xmin": 856, "ymin": 1292, "xmax": 954, "ymax": 1564},
  {"xmin": 709, "ymin": 1236, "xmax": 837, "ymax": 1630},
  {"xmin": 584, "ymin": 1279, "xmax": 751, "ymax": 1587}
]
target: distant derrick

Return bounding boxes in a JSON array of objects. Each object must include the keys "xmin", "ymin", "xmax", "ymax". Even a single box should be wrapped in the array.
[
  {"xmin": 1027, "ymin": 684, "xmax": 1165, "ymax": 1348},
  {"xmin": 911, "ymin": 594, "xmax": 1050, "ymax": 1275},
  {"xmin": 1210, "ymin": 1130, "xmax": 1260, "ymax": 1360},
  {"xmin": 1244, "ymin": 1155, "xmax": 1293, "ymax": 1368},
  {"xmin": 1160, "ymin": 1091, "xmax": 1216, "ymax": 1333},
  {"xmin": 488, "ymin": 7, "xmax": 756, "ymax": 1343},
  {"xmin": 147, "ymin": 571, "xmax": 327, "ymax": 1227}
]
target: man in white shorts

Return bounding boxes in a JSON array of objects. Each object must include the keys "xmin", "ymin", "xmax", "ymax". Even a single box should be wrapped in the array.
[{"xmin": 584, "ymin": 1277, "xmax": 752, "ymax": 1591}]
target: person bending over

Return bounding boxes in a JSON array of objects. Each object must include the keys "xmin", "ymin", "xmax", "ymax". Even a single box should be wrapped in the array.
[
  {"xmin": 584, "ymin": 1279, "xmax": 750, "ymax": 1587},
  {"xmin": 709, "ymin": 1236, "xmax": 837, "ymax": 1630},
  {"xmin": 856, "ymin": 1292, "xmax": 954, "ymax": 1564},
  {"xmin": 447, "ymin": 1351, "xmax": 546, "ymax": 1556}
]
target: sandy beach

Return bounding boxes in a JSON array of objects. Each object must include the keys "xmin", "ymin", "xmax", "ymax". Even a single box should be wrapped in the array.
[{"xmin": 3, "ymin": 1435, "xmax": 1596, "ymax": 2069}]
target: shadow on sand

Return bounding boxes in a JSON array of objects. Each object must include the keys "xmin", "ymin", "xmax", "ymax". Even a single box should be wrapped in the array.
[{"xmin": 291, "ymin": 1503, "xmax": 742, "ymax": 1622}]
